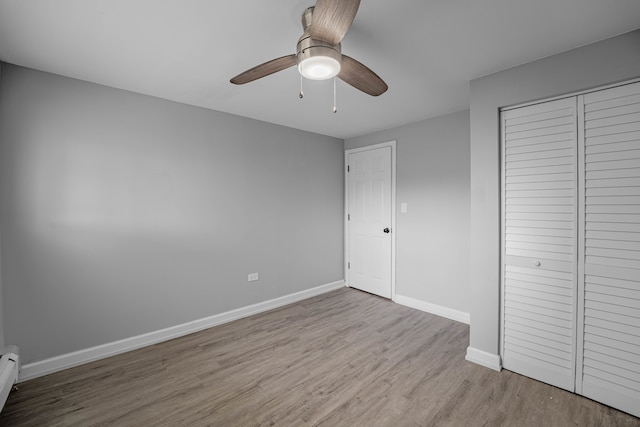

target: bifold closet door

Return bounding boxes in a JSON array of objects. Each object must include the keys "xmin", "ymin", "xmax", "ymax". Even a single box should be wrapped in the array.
[
  {"xmin": 501, "ymin": 97, "xmax": 578, "ymax": 392},
  {"xmin": 577, "ymin": 82, "xmax": 640, "ymax": 418}
]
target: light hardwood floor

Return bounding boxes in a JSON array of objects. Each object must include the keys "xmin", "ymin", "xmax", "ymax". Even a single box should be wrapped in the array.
[{"xmin": 1, "ymin": 288, "xmax": 639, "ymax": 426}]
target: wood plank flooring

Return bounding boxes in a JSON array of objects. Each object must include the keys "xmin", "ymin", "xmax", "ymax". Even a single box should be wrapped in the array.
[{"xmin": 1, "ymin": 288, "xmax": 639, "ymax": 426}]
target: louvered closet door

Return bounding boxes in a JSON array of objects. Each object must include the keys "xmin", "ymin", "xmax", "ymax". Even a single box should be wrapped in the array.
[
  {"xmin": 502, "ymin": 97, "xmax": 578, "ymax": 392},
  {"xmin": 577, "ymin": 81, "xmax": 640, "ymax": 418}
]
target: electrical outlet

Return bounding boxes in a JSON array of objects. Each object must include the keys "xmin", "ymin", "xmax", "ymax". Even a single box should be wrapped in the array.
[{"xmin": 248, "ymin": 273, "xmax": 259, "ymax": 282}]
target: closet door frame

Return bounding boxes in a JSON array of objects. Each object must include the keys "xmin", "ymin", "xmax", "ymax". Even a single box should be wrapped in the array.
[
  {"xmin": 499, "ymin": 109, "xmax": 509, "ymax": 368},
  {"xmin": 575, "ymin": 95, "xmax": 586, "ymax": 393}
]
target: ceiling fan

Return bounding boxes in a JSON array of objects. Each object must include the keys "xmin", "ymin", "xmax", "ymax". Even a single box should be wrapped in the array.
[{"xmin": 230, "ymin": 0, "xmax": 388, "ymax": 97}]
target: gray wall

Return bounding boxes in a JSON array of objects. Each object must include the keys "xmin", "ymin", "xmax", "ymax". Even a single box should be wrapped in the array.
[
  {"xmin": 0, "ymin": 64, "xmax": 344, "ymax": 365},
  {"xmin": 345, "ymin": 110, "xmax": 470, "ymax": 315},
  {"xmin": 469, "ymin": 29, "xmax": 640, "ymax": 357}
]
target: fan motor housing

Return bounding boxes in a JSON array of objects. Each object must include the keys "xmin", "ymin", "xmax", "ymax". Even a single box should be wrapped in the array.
[{"xmin": 296, "ymin": 36, "xmax": 342, "ymax": 66}]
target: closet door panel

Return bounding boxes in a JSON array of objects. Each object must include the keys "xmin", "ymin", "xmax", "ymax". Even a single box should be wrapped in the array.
[
  {"xmin": 579, "ymin": 82, "xmax": 640, "ymax": 418},
  {"xmin": 502, "ymin": 97, "xmax": 578, "ymax": 391}
]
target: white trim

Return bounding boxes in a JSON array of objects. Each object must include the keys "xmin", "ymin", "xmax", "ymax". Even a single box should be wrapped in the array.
[
  {"xmin": 575, "ymin": 94, "xmax": 586, "ymax": 394},
  {"xmin": 500, "ymin": 77, "xmax": 640, "ymax": 112},
  {"xmin": 19, "ymin": 280, "xmax": 345, "ymax": 382},
  {"xmin": 344, "ymin": 152, "xmax": 350, "ymax": 286},
  {"xmin": 394, "ymin": 294, "xmax": 470, "ymax": 324},
  {"xmin": 499, "ymin": 109, "xmax": 506, "ymax": 361},
  {"xmin": 465, "ymin": 347, "xmax": 502, "ymax": 371},
  {"xmin": 345, "ymin": 141, "xmax": 397, "ymax": 300},
  {"xmin": 391, "ymin": 142, "xmax": 397, "ymax": 300}
]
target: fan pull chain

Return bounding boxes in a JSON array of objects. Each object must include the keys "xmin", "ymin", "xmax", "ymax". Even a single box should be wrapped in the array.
[
  {"xmin": 333, "ymin": 77, "xmax": 337, "ymax": 113},
  {"xmin": 299, "ymin": 74, "xmax": 304, "ymax": 99}
]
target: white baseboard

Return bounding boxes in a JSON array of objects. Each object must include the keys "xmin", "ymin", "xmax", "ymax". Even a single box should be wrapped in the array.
[
  {"xmin": 20, "ymin": 280, "xmax": 345, "ymax": 382},
  {"xmin": 394, "ymin": 294, "xmax": 470, "ymax": 324},
  {"xmin": 465, "ymin": 346, "xmax": 502, "ymax": 371}
]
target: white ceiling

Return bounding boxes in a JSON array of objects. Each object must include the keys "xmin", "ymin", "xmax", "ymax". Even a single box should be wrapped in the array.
[{"xmin": 0, "ymin": 0, "xmax": 639, "ymax": 139}]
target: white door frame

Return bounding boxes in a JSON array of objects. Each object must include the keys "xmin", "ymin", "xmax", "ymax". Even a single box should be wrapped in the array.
[{"xmin": 344, "ymin": 140, "xmax": 397, "ymax": 300}]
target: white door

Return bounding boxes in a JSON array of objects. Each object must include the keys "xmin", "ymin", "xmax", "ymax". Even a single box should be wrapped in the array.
[
  {"xmin": 501, "ymin": 97, "xmax": 578, "ymax": 392},
  {"xmin": 577, "ymin": 82, "xmax": 640, "ymax": 418},
  {"xmin": 347, "ymin": 146, "xmax": 392, "ymax": 298},
  {"xmin": 501, "ymin": 81, "xmax": 640, "ymax": 418}
]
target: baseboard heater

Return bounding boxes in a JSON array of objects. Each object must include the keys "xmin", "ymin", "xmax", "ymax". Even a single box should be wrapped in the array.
[{"xmin": 0, "ymin": 346, "xmax": 20, "ymax": 413}]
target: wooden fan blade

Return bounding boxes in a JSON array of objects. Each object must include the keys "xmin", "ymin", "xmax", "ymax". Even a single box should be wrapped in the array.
[
  {"xmin": 230, "ymin": 54, "xmax": 297, "ymax": 85},
  {"xmin": 310, "ymin": 0, "xmax": 360, "ymax": 45},
  {"xmin": 338, "ymin": 55, "xmax": 388, "ymax": 96}
]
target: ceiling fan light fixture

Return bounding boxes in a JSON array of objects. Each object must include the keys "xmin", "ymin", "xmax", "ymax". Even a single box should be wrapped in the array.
[
  {"xmin": 298, "ymin": 55, "xmax": 341, "ymax": 80},
  {"xmin": 296, "ymin": 36, "xmax": 342, "ymax": 81}
]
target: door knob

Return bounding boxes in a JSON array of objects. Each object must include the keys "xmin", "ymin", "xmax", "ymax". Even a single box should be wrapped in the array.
[{"xmin": 383, "ymin": 228, "xmax": 390, "ymax": 233}]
